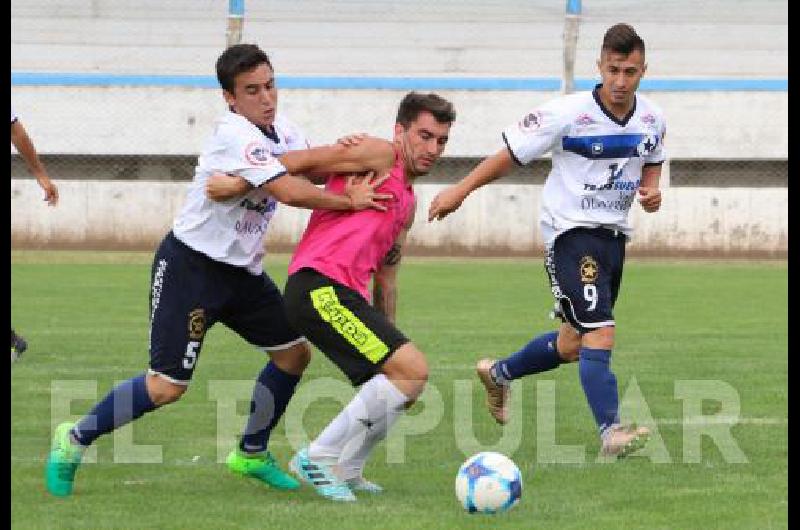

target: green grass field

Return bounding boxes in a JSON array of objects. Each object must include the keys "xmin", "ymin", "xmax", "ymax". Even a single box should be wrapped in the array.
[{"xmin": 11, "ymin": 252, "xmax": 787, "ymax": 529}]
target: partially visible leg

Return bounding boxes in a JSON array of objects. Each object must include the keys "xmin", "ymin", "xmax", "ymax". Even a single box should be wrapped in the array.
[
  {"xmin": 227, "ymin": 341, "xmax": 309, "ymax": 490},
  {"xmin": 46, "ymin": 373, "xmax": 182, "ymax": 497},
  {"xmin": 11, "ymin": 327, "xmax": 27, "ymax": 361},
  {"xmin": 224, "ymin": 271, "xmax": 311, "ymax": 490},
  {"xmin": 324, "ymin": 343, "xmax": 427, "ymax": 489}
]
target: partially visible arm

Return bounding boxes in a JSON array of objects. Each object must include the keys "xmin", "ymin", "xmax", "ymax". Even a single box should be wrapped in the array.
[
  {"xmin": 373, "ymin": 202, "xmax": 415, "ymax": 322},
  {"xmin": 427, "ymin": 147, "xmax": 514, "ymax": 221},
  {"xmin": 638, "ymin": 164, "xmax": 663, "ymax": 213},
  {"xmin": 11, "ymin": 120, "xmax": 58, "ymax": 206},
  {"xmin": 205, "ymin": 173, "xmax": 253, "ymax": 201},
  {"xmin": 279, "ymin": 136, "xmax": 395, "ymax": 175}
]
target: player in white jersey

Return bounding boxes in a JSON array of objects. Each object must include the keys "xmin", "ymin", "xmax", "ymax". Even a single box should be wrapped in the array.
[
  {"xmin": 11, "ymin": 105, "xmax": 60, "ymax": 361},
  {"xmin": 45, "ymin": 44, "xmax": 390, "ymax": 498},
  {"xmin": 429, "ymin": 24, "xmax": 664, "ymax": 458}
]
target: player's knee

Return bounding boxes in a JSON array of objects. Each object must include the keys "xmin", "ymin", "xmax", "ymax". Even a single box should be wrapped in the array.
[
  {"xmin": 146, "ymin": 376, "xmax": 187, "ymax": 406},
  {"xmin": 558, "ymin": 345, "xmax": 580, "ymax": 363},
  {"xmin": 556, "ymin": 330, "xmax": 581, "ymax": 362},
  {"xmin": 382, "ymin": 344, "xmax": 428, "ymax": 400},
  {"xmin": 270, "ymin": 341, "xmax": 312, "ymax": 375},
  {"xmin": 581, "ymin": 326, "xmax": 615, "ymax": 351}
]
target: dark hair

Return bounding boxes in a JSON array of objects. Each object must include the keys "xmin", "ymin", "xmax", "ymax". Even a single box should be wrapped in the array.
[
  {"xmin": 602, "ymin": 23, "xmax": 645, "ymax": 57},
  {"xmin": 216, "ymin": 44, "xmax": 273, "ymax": 93},
  {"xmin": 396, "ymin": 92, "xmax": 456, "ymax": 127}
]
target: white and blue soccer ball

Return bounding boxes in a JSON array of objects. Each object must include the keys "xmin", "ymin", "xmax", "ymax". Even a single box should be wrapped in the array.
[{"xmin": 455, "ymin": 451, "xmax": 522, "ymax": 514}]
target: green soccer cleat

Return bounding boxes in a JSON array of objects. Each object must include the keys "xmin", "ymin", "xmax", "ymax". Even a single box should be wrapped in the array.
[
  {"xmin": 45, "ymin": 422, "xmax": 84, "ymax": 497},
  {"xmin": 226, "ymin": 449, "xmax": 301, "ymax": 490}
]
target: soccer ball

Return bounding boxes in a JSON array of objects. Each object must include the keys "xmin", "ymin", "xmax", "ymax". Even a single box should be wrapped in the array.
[{"xmin": 455, "ymin": 451, "xmax": 522, "ymax": 514}]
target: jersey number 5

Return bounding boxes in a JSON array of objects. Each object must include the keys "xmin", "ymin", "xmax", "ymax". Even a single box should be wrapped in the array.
[{"xmin": 183, "ymin": 341, "xmax": 200, "ymax": 369}]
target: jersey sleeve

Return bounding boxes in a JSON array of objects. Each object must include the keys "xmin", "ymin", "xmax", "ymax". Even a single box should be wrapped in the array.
[
  {"xmin": 11, "ymin": 105, "xmax": 17, "ymax": 124},
  {"xmin": 643, "ymin": 115, "xmax": 667, "ymax": 165},
  {"xmin": 282, "ymin": 119, "xmax": 312, "ymax": 151},
  {"xmin": 501, "ymin": 99, "xmax": 567, "ymax": 165},
  {"xmin": 217, "ymin": 126, "xmax": 288, "ymax": 187}
]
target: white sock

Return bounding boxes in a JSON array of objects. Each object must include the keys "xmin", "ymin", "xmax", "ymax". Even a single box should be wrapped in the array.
[{"xmin": 309, "ymin": 374, "xmax": 408, "ymax": 479}]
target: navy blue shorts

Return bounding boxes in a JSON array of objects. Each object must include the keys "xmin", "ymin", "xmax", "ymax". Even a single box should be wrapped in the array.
[
  {"xmin": 148, "ymin": 232, "xmax": 304, "ymax": 384},
  {"xmin": 545, "ymin": 227, "xmax": 626, "ymax": 334}
]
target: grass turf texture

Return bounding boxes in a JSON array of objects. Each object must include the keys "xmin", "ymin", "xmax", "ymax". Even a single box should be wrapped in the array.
[{"xmin": 11, "ymin": 251, "xmax": 787, "ymax": 529}]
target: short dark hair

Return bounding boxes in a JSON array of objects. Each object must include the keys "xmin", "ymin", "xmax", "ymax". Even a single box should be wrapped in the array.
[
  {"xmin": 216, "ymin": 44, "xmax": 273, "ymax": 93},
  {"xmin": 396, "ymin": 92, "xmax": 456, "ymax": 127},
  {"xmin": 602, "ymin": 23, "xmax": 645, "ymax": 57}
]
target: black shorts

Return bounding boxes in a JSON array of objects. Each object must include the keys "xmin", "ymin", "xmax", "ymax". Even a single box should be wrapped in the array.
[
  {"xmin": 148, "ymin": 231, "xmax": 304, "ymax": 384},
  {"xmin": 545, "ymin": 227, "xmax": 626, "ymax": 334},
  {"xmin": 283, "ymin": 268, "xmax": 409, "ymax": 386}
]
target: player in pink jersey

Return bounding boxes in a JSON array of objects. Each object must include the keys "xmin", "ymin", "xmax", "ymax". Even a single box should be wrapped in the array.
[{"xmin": 206, "ymin": 92, "xmax": 455, "ymax": 501}]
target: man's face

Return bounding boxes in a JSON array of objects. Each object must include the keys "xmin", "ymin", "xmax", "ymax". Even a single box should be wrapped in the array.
[
  {"xmin": 394, "ymin": 111, "xmax": 451, "ymax": 176},
  {"xmin": 223, "ymin": 63, "xmax": 278, "ymax": 128},
  {"xmin": 597, "ymin": 49, "xmax": 646, "ymax": 109}
]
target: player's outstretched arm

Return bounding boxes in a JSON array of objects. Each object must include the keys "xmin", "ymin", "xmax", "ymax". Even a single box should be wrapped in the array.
[
  {"xmin": 428, "ymin": 147, "xmax": 514, "ymax": 221},
  {"xmin": 278, "ymin": 136, "xmax": 395, "ymax": 176},
  {"xmin": 11, "ymin": 120, "xmax": 59, "ymax": 206},
  {"xmin": 265, "ymin": 173, "xmax": 390, "ymax": 212}
]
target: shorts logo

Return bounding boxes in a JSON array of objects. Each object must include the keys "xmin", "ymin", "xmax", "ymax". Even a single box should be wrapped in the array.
[
  {"xmin": 310, "ymin": 286, "xmax": 389, "ymax": 364},
  {"xmin": 244, "ymin": 142, "xmax": 272, "ymax": 166},
  {"xmin": 518, "ymin": 111, "xmax": 543, "ymax": 133},
  {"xmin": 579, "ymin": 256, "xmax": 599, "ymax": 283},
  {"xmin": 188, "ymin": 308, "xmax": 206, "ymax": 341}
]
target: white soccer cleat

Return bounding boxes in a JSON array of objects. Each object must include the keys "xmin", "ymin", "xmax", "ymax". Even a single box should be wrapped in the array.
[{"xmin": 601, "ymin": 423, "xmax": 650, "ymax": 458}]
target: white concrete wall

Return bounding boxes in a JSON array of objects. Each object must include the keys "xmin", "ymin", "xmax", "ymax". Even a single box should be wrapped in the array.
[
  {"xmin": 11, "ymin": 180, "xmax": 788, "ymax": 256},
  {"xmin": 9, "ymin": 87, "xmax": 788, "ymax": 159},
  {"xmin": 11, "ymin": 0, "xmax": 787, "ymax": 78}
]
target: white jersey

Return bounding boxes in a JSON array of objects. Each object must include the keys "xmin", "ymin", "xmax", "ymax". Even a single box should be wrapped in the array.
[
  {"xmin": 502, "ymin": 85, "xmax": 666, "ymax": 245},
  {"xmin": 173, "ymin": 111, "xmax": 309, "ymax": 275},
  {"xmin": 11, "ymin": 105, "xmax": 18, "ymax": 124}
]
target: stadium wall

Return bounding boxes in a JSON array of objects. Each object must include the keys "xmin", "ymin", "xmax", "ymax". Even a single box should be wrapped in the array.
[
  {"xmin": 11, "ymin": 179, "xmax": 787, "ymax": 257},
  {"xmin": 7, "ymin": 87, "xmax": 788, "ymax": 159}
]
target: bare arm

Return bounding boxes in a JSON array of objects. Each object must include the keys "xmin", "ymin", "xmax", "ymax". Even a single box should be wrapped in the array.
[
  {"xmin": 264, "ymin": 173, "xmax": 390, "ymax": 211},
  {"xmin": 428, "ymin": 147, "xmax": 514, "ymax": 221},
  {"xmin": 11, "ymin": 120, "xmax": 58, "ymax": 206},
  {"xmin": 279, "ymin": 136, "xmax": 395, "ymax": 175},
  {"xmin": 373, "ymin": 202, "xmax": 415, "ymax": 322},
  {"xmin": 638, "ymin": 163, "xmax": 663, "ymax": 213}
]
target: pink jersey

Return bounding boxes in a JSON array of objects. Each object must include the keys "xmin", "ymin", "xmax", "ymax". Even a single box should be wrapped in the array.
[{"xmin": 288, "ymin": 149, "xmax": 414, "ymax": 301}]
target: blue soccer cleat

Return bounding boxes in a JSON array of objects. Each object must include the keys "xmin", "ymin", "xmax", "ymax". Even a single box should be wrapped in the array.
[{"xmin": 289, "ymin": 448, "xmax": 356, "ymax": 502}]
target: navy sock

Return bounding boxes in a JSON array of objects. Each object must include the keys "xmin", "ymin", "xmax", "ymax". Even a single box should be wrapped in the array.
[
  {"xmin": 578, "ymin": 348, "xmax": 619, "ymax": 435},
  {"xmin": 239, "ymin": 361, "xmax": 300, "ymax": 455},
  {"xmin": 492, "ymin": 331, "xmax": 564, "ymax": 384},
  {"xmin": 71, "ymin": 374, "xmax": 158, "ymax": 446}
]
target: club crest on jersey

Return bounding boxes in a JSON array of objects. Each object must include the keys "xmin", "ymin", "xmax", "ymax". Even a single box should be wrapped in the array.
[
  {"xmin": 518, "ymin": 111, "xmax": 543, "ymax": 133},
  {"xmin": 636, "ymin": 134, "xmax": 659, "ymax": 156},
  {"xmin": 575, "ymin": 113, "xmax": 596, "ymax": 127},
  {"xmin": 591, "ymin": 143, "xmax": 604, "ymax": 156},
  {"xmin": 579, "ymin": 256, "xmax": 599, "ymax": 284},
  {"xmin": 244, "ymin": 142, "xmax": 271, "ymax": 166},
  {"xmin": 188, "ymin": 308, "xmax": 206, "ymax": 341},
  {"xmin": 640, "ymin": 113, "xmax": 656, "ymax": 125}
]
